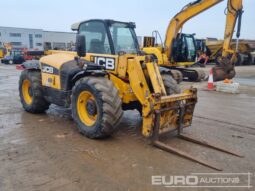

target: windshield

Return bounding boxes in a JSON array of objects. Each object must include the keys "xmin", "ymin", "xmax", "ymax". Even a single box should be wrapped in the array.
[
  {"xmin": 109, "ymin": 23, "xmax": 138, "ymax": 54},
  {"xmin": 185, "ymin": 36, "xmax": 196, "ymax": 60}
]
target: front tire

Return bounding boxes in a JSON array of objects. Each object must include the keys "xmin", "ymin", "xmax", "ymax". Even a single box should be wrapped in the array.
[
  {"xmin": 72, "ymin": 77, "xmax": 123, "ymax": 139},
  {"xmin": 19, "ymin": 70, "xmax": 50, "ymax": 113}
]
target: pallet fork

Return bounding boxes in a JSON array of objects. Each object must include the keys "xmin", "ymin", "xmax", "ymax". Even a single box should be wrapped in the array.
[{"xmin": 151, "ymin": 102, "xmax": 244, "ymax": 171}]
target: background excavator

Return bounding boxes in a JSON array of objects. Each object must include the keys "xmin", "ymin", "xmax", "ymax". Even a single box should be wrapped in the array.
[{"xmin": 143, "ymin": 0, "xmax": 243, "ymax": 82}]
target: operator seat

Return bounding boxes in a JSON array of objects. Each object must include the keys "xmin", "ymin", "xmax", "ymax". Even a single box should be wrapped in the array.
[{"xmin": 88, "ymin": 39, "xmax": 105, "ymax": 54}]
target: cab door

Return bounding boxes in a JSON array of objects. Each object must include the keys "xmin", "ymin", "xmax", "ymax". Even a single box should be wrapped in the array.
[{"xmin": 78, "ymin": 20, "xmax": 118, "ymax": 74}]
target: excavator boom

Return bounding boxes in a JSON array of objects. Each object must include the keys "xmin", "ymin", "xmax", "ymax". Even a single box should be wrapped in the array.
[{"xmin": 165, "ymin": 0, "xmax": 224, "ymax": 59}]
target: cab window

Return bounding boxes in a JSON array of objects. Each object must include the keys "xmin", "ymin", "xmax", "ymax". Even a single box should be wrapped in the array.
[
  {"xmin": 109, "ymin": 23, "xmax": 138, "ymax": 54},
  {"xmin": 79, "ymin": 21, "xmax": 111, "ymax": 54},
  {"xmin": 185, "ymin": 36, "xmax": 196, "ymax": 61}
]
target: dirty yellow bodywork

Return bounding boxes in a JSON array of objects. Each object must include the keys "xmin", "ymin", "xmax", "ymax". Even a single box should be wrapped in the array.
[
  {"xmin": 40, "ymin": 53, "xmax": 75, "ymax": 89},
  {"xmin": 41, "ymin": 50, "xmax": 197, "ymax": 137}
]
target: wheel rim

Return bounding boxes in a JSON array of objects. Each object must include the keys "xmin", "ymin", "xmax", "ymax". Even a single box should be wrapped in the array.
[
  {"xmin": 22, "ymin": 79, "xmax": 33, "ymax": 105},
  {"xmin": 77, "ymin": 91, "xmax": 98, "ymax": 127}
]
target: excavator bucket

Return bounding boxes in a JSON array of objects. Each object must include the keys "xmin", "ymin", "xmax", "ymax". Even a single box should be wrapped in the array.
[{"xmin": 212, "ymin": 57, "xmax": 236, "ymax": 81}]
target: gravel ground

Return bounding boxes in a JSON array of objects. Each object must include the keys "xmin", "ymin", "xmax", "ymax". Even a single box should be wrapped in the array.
[{"xmin": 0, "ymin": 63, "xmax": 254, "ymax": 191}]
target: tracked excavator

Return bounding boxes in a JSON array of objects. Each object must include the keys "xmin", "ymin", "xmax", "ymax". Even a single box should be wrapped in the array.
[
  {"xmin": 143, "ymin": 0, "xmax": 243, "ymax": 82},
  {"xmin": 18, "ymin": 0, "xmax": 243, "ymax": 171}
]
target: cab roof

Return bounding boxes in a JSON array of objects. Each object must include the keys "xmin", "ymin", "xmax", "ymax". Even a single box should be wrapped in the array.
[{"xmin": 71, "ymin": 19, "xmax": 136, "ymax": 31}]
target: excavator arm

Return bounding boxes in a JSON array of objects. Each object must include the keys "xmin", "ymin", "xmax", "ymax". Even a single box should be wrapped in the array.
[
  {"xmin": 165, "ymin": 0, "xmax": 243, "ymax": 81},
  {"xmin": 212, "ymin": 0, "xmax": 243, "ymax": 81},
  {"xmin": 222, "ymin": 0, "xmax": 243, "ymax": 57}
]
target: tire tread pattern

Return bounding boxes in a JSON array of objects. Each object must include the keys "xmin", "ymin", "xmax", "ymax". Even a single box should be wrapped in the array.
[
  {"xmin": 72, "ymin": 77, "xmax": 123, "ymax": 138},
  {"xmin": 19, "ymin": 70, "xmax": 49, "ymax": 113},
  {"xmin": 161, "ymin": 74, "xmax": 181, "ymax": 95}
]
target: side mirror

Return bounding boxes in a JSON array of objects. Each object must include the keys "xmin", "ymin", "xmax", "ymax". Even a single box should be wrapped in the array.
[{"xmin": 76, "ymin": 35, "xmax": 86, "ymax": 57}]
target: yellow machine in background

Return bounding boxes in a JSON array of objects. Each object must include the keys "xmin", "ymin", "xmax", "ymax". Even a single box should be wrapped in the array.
[
  {"xmin": 204, "ymin": 39, "xmax": 253, "ymax": 65},
  {"xmin": 143, "ymin": 0, "xmax": 243, "ymax": 82},
  {"xmin": 0, "ymin": 49, "xmax": 4, "ymax": 58},
  {"xmin": 18, "ymin": 1, "xmax": 243, "ymax": 170},
  {"xmin": 0, "ymin": 43, "xmax": 12, "ymax": 59},
  {"xmin": 3, "ymin": 43, "xmax": 12, "ymax": 56}
]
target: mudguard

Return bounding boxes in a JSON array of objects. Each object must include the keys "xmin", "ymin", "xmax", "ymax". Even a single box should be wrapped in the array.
[{"xmin": 22, "ymin": 60, "xmax": 41, "ymax": 70}]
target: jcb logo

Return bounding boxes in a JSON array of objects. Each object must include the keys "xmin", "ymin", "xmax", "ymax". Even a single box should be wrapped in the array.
[
  {"xmin": 42, "ymin": 66, "xmax": 54, "ymax": 74},
  {"xmin": 94, "ymin": 57, "xmax": 115, "ymax": 70}
]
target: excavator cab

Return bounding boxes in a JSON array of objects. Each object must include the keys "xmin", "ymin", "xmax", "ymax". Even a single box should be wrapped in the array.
[
  {"xmin": 143, "ymin": 32, "xmax": 205, "ymax": 82},
  {"xmin": 172, "ymin": 33, "xmax": 197, "ymax": 62},
  {"xmin": 143, "ymin": 33, "xmax": 197, "ymax": 63}
]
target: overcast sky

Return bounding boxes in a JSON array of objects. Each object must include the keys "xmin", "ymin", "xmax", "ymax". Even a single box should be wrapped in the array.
[{"xmin": 1, "ymin": 0, "xmax": 254, "ymax": 39}]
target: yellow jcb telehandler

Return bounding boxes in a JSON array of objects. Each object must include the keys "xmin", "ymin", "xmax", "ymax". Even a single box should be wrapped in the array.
[{"xmin": 18, "ymin": 0, "xmax": 243, "ymax": 171}]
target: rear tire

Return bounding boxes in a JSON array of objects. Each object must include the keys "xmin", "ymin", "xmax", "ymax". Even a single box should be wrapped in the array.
[
  {"xmin": 170, "ymin": 70, "xmax": 183, "ymax": 84},
  {"xmin": 19, "ymin": 70, "xmax": 50, "ymax": 113},
  {"xmin": 72, "ymin": 77, "xmax": 123, "ymax": 139},
  {"xmin": 161, "ymin": 74, "xmax": 181, "ymax": 95},
  {"xmin": 137, "ymin": 74, "xmax": 180, "ymax": 116}
]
